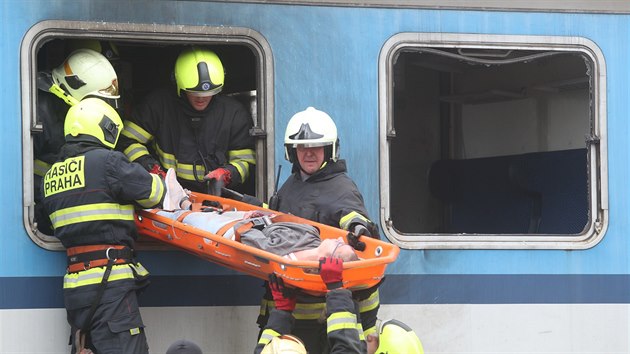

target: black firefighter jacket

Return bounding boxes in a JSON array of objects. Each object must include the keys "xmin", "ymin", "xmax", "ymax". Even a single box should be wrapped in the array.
[
  {"xmin": 41, "ymin": 142, "xmax": 165, "ymax": 249},
  {"xmin": 255, "ymin": 288, "xmax": 365, "ymax": 354},
  {"xmin": 117, "ymin": 88, "xmax": 255, "ymax": 193}
]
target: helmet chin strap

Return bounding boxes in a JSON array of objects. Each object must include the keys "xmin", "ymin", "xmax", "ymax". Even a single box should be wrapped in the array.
[
  {"xmin": 37, "ymin": 71, "xmax": 79, "ymax": 106},
  {"xmin": 298, "ymin": 161, "xmax": 328, "ymax": 179}
]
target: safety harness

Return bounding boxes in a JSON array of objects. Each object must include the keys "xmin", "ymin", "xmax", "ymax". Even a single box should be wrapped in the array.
[{"xmin": 66, "ymin": 245, "xmax": 134, "ymax": 273}]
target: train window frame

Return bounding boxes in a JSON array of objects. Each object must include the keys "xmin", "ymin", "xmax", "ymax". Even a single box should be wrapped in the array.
[
  {"xmin": 21, "ymin": 20, "xmax": 275, "ymax": 250},
  {"xmin": 378, "ymin": 33, "xmax": 608, "ymax": 250}
]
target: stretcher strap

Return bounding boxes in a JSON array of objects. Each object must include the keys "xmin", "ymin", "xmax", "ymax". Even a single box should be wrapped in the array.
[
  {"xmin": 230, "ymin": 216, "xmax": 272, "ymax": 242},
  {"xmin": 215, "ymin": 219, "xmax": 242, "ymax": 238},
  {"xmin": 176, "ymin": 210, "xmax": 194, "ymax": 223}
]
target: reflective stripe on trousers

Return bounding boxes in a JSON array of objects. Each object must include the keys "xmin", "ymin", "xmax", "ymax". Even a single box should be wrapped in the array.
[{"xmin": 64, "ymin": 263, "xmax": 149, "ymax": 289}]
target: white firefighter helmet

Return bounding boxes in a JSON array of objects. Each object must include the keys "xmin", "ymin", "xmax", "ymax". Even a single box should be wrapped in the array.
[
  {"xmin": 284, "ymin": 106, "xmax": 339, "ymax": 163},
  {"xmin": 52, "ymin": 48, "xmax": 119, "ymax": 101}
]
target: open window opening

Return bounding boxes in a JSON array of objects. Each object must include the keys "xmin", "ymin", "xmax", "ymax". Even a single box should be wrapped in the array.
[
  {"xmin": 379, "ymin": 33, "xmax": 607, "ymax": 249},
  {"xmin": 22, "ymin": 21, "xmax": 274, "ymax": 250}
]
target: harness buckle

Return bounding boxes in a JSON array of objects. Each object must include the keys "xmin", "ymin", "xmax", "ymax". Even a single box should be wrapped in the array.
[
  {"xmin": 251, "ymin": 217, "xmax": 272, "ymax": 231},
  {"xmin": 105, "ymin": 247, "xmax": 118, "ymax": 261}
]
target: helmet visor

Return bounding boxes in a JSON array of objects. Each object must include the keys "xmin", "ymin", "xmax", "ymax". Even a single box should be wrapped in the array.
[
  {"xmin": 183, "ymin": 86, "xmax": 222, "ymax": 97},
  {"xmin": 97, "ymin": 79, "xmax": 120, "ymax": 98},
  {"xmin": 292, "ymin": 141, "xmax": 332, "ymax": 149}
]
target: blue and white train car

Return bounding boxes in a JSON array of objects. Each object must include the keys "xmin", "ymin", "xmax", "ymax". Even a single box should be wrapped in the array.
[{"xmin": 2, "ymin": 0, "xmax": 630, "ymax": 352}]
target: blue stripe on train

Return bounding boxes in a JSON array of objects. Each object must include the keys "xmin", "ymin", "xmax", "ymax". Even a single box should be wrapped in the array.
[{"xmin": 2, "ymin": 274, "xmax": 629, "ymax": 309}]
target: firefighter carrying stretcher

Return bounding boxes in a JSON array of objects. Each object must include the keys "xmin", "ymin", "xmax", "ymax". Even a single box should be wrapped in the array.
[
  {"xmin": 257, "ymin": 107, "xmax": 382, "ymax": 354},
  {"xmin": 40, "ymin": 98, "xmax": 165, "ymax": 354},
  {"xmin": 116, "ymin": 46, "xmax": 256, "ymax": 195},
  {"xmin": 256, "ymin": 257, "xmax": 424, "ymax": 354}
]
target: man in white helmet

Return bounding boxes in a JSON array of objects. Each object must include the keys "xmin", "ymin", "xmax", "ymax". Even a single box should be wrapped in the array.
[
  {"xmin": 257, "ymin": 107, "xmax": 382, "ymax": 354},
  {"xmin": 34, "ymin": 46, "xmax": 120, "ymax": 235}
]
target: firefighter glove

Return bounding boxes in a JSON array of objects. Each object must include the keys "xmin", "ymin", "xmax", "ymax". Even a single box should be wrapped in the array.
[
  {"xmin": 136, "ymin": 155, "xmax": 160, "ymax": 172},
  {"xmin": 319, "ymin": 257, "xmax": 344, "ymax": 290},
  {"xmin": 149, "ymin": 164, "xmax": 167, "ymax": 179},
  {"xmin": 352, "ymin": 224, "xmax": 371, "ymax": 238},
  {"xmin": 268, "ymin": 273, "xmax": 296, "ymax": 311},
  {"xmin": 347, "ymin": 224, "xmax": 368, "ymax": 251},
  {"xmin": 203, "ymin": 167, "xmax": 232, "ymax": 185}
]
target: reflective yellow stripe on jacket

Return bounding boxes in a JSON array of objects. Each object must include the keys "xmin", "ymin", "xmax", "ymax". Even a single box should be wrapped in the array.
[
  {"xmin": 123, "ymin": 143, "xmax": 150, "ymax": 162},
  {"xmin": 228, "ymin": 148, "xmax": 256, "ymax": 182},
  {"xmin": 292, "ymin": 302, "xmax": 326, "ymax": 320},
  {"xmin": 358, "ymin": 289, "xmax": 380, "ymax": 335},
  {"xmin": 327, "ymin": 311, "xmax": 359, "ymax": 334},
  {"xmin": 49, "ymin": 203, "xmax": 134, "ymax": 229},
  {"xmin": 358, "ymin": 289, "xmax": 380, "ymax": 313},
  {"xmin": 121, "ymin": 121, "xmax": 152, "ymax": 145},
  {"xmin": 155, "ymin": 144, "xmax": 176, "ymax": 170},
  {"xmin": 136, "ymin": 173, "xmax": 165, "ymax": 208},
  {"xmin": 63, "ymin": 263, "xmax": 149, "ymax": 289},
  {"xmin": 153, "ymin": 145, "xmax": 204, "ymax": 182},
  {"xmin": 121, "ymin": 121, "xmax": 152, "ymax": 161},
  {"xmin": 34, "ymin": 159, "xmax": 52, "ymax": 177},
  {"xmin": 257, "ymin": 328, "xmax": 280, "ymax": 347},
  {"xmin": 173, "ymin": 162, "xmax": 206, "ymax": 182},
  {"xmin": 259, "ymin": 298, "xmax": 274, "ymax": 316},
  {"xmin": 262, "ymin": 300, "xmax": 327, "ymax": 321},
  {"xmin": 357, "ymin": 322, "xmax": 366, "ymax": 341}
]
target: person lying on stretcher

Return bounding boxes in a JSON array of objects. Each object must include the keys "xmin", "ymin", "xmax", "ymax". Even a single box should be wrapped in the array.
[{"xmin": 155, "ymin": 168, "xmax": 359, "ymax": 262}]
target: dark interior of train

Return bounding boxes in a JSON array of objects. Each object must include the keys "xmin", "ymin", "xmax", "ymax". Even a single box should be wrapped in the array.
[
  {"xmin": 37, "ymin": 38, "xmax": 257, "ymax": 103},
  {"xmin": 389, "ymin": 47, "xmax": 593, "ymax": 235}
]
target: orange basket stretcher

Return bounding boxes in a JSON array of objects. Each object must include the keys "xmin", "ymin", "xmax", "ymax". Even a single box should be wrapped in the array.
[{"xmin": 135, "ymin": 191, "xmax": 399, "ymax": 296}]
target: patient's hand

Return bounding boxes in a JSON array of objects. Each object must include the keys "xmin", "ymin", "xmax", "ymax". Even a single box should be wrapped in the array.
[{"xmin": 243, "ymin": 210, "xmax": 276, "ymax": 219}]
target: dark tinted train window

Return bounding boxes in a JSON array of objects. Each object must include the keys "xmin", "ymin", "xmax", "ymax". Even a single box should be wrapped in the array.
[{"xmin": 379, "ymin": 33, "xmax": 607, "ymax": 249}]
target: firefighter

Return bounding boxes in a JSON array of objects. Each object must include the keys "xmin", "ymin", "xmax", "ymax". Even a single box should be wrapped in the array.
[
  {"xmin": 40, "ymin": 98, "xmax": 165, "ymax": 354},
  {"xmin": 257, "ymin": 107, "xmax": 381, "ymax": 354},
  {"xmin": 36, "ymin": 47, "xmax": 120, "ymax": 176},
  {"xmin": 257, "ymin": 258, "xmax": 423, "ymax": 354},
  {"xmin": 320, "ymin": 258, "xmax": 424, "ymax": 354},
  {"xmin": 254, "ymin": 257, "xmax": 424, "ymax": 354},
  {"xmin": 255, "ymin": 262, "xmax": 356, "ymax": 354},
  {"xmin": 116, "ymin": 46, "xmax": 255, "ymax": 194},
  {"xmin": 256, "ymin": 274, "xmax": 307, "ymax": 354},
  {"xmin": 34, "ymin": 47, "xmax": 120, "ymax": 235}
]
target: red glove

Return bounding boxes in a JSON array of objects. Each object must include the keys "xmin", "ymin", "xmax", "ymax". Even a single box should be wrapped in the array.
[
  {"xmin": 203, "ymin": 167, "xmax": 232, "ymax": 186},
  {"xmin": 269, "ymin": 274, "xmax": 296, "ymax": 311},
  {"xmin": 319, "ymin": 257, "xmax": 344, "ymax": 290},
  {"xmin": 149, "ymin": 164, "xmax": 166, "ymax": 179}
]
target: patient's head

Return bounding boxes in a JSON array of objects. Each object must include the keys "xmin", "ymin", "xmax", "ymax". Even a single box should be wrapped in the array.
[{"xmin": 319, "ymin": 237, "xmax": 358, "ymax": 262}]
